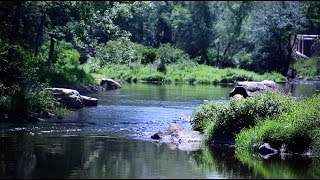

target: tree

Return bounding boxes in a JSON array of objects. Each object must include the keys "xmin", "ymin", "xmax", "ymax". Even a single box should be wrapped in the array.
[
  {"xmin": 248, "ymin": 1, "xmax": 306, "ymax": 75},
  {"xmin": 171, "ymin": 1, "xmax": 214, "ymax": 65},
  {"xmin": 214, "ymin": 1, "xmax": 252, "ymax": 68}
]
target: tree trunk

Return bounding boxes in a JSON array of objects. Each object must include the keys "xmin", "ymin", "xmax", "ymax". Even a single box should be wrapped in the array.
[
  {"xmin": 4, "ymin": 2, "xmax": 22, "ymax": 86},
  {"xmin": 48, "ymin": 36, "xmax": 55, "ymax": 64},
  {"xmin": 34, "ymin": 13, "xmax": 46, "ymax": 56},
  {"xmin": 8, "ymin": 2, "xmax": 21, "ymax": 46}
]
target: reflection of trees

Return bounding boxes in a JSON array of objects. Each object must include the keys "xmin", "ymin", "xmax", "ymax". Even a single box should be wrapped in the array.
[
  {"xmin": 68, "ymin": 137, "xmax": 207, "ymax": 179},
  {"xmin": 0, "ymin": 132, "xmax": 36, "ymax": 178},
  {"xmin": 1, "ymin": 134, "xmax": 215, "ymax": 178},
  {"xmin": 235, "ymin": 149, "xmax": 320, "ymax": 179},
  {"xmin": 188, "ymin": 144, "xmax": 262, "ymax": 179}
]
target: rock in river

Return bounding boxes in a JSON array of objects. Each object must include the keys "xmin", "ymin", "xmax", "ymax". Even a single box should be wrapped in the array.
[
  {"xmin": 99, "ymin": 78, "xmax": 122, "ymax": 90},
  {"xmin": 150, "ymin": 123, "xmax": 202, "ymax": 151},
  {"xmin": 46, "ymin": 88, "xmax": 97, "ymax": 108},
  {"xmin": 230, "ymin": 80, "xmax": 277, "ymax": 98}
]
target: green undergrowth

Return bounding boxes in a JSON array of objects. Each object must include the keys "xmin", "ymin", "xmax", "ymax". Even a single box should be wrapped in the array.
[
  {"xmin": 190, "ymin": 91, "xmax": 295, "ymax": 143},
  {"xmin": 293, "ymin": 56, "xmax": 320, "ymax": 80},
  {"xmin": 235, "ymin": 93, "xmax": 320, "ymax": 155},
  {"xmin": 83, "ymin": 62, "xmax": 286, "ymax": 84}
]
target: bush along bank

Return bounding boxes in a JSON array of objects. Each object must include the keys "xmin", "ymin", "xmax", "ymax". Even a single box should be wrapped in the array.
[
  {"xmin": 84, "ymin": 62, "xmax": 287, "ymax": 85},
  {"xmin": 0, "ymin": 84, "xmax": 68, "ymax": 123},
  {"xmin": 191, "ymin": 90, "xmax": 320, "ymax": 156},
  {"xmin": 235, "ymin": 93, "xmax": 320, "ymax": 156}
]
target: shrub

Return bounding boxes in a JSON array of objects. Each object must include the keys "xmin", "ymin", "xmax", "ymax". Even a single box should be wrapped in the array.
[
  {"xmin": 40, "ymin": 40, "xmax": 95, "ymax": 85},
  {"xmin": 156, "ymin": 44, "xmax": 190, "ymax": 64},
  {"xmin": 191, "ymin": 91, "xmax": 295, "ymax": 142},
  {"xmin": 157, "ymin": 58, "xmax": 167, "ymax": 74},
  {"xmin": 235, "ymin": 94, "xmax": 320, "ymax": 155},
  {"xmin": 25, "ymin": 85, "xmax": 62, "ymax": 114},
  {"xmin": 293, "ymin": 56, "xmax": 320, "ymax": 80},
  {"xmin": 94, "ymin": 37, "xmax": 143, "ymax": 66},
  {"xmin": 141, "ymin": 47, "xmax": 157, "ymax": 64},
  {"xmin": 206, "ymin": 48, "xmax": 219, "ymax": 66}
]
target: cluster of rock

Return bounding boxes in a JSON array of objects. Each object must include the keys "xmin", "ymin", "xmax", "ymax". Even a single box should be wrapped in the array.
[
  {"xmin": 46, "ymin": 88, "xmax": 98, "ymax": 108},
  {"xmin": 150, "ymin": 123, "xmax": 202, "ymax": 151},
  {"xmin": 53, "ymin": 84, "xmax": 105, "ymax": 94},
  {"xmin": 46, "ymin": 78, "xmax": 122, "ymax": 109},
  {"xmin": 229, "ymin": 80, "xmax": 277, "ymax": 99}
]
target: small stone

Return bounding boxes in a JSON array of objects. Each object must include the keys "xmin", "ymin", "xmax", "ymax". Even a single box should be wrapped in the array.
[{"xmin": 151, "ymin": 130, "xmax": 163, "ymax": 139}]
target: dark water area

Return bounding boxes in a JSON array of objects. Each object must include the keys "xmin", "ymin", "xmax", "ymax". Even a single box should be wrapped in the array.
[{"xmin": 1, "ymin": 82, "xmax": 319, "ymax": 178}]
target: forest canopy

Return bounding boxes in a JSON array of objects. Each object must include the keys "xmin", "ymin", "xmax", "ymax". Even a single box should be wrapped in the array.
[{"xmin": 0, "ymin": 1, "xmax": 320, "ymax": 114}]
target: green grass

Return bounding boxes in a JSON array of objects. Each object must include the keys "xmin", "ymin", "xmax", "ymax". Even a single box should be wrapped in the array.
[
  {"xmin": 82, "ymin": 61, "xmax": 287, "ymax": 84},
  {"xmin": 191, "ymin": 91, "xmax": 295, "ymax": 143},
  {"xmin": 293, "ymin": 56, "xmax": 320, "ymax": 80},
  {"xmin": 235, "ymin": 93, "xmax": 320, "ymax": 155}
]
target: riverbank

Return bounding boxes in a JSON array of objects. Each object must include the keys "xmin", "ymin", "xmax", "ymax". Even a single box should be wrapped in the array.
[
  {"xmin": 83, "ymin": 62, "xmax": 287, "ymax": 85},
  {"xmin": 191, "ymin": 89, "xmax": 320, "ymax": 157}
]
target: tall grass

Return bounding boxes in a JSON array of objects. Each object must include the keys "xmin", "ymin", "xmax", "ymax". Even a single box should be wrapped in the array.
[
  {"xmin": 83, "ymin": 61, "xmax": 287, "ymax": 84},
  {"xmin": 235, "ymin": 93, "xmax": 320, "ymax": 155},
  {"xmin": 190, "ymin": 91, "xmax": 295, "ymax": 143},
  {"xmin": 293, "ymin": 56, "xmax": 320, "ymax": 80}
]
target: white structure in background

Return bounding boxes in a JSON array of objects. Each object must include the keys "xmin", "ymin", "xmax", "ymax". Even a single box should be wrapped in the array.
[{"xmin": 293, "ymin": 34, "xmax": 319, "ymax": 59}]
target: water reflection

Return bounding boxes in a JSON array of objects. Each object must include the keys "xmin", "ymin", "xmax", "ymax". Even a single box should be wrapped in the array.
[
  {"xmin": 278, "ymin": 82, "xmax": 320, "ymax": 98},
  {"xmin": 1, "ymin": 82, "xmax": 319, "ymax": 178},
  {"xmin": 235, "ymin": 149, "xmax": 320, "ymax": 179},
  {"xmin": 189, "ymin": 145, "xmax": 263, "ymax": 179},
  {"xmin": 0, "ymin": 132, "xmax": 227, "ymax": 179}
]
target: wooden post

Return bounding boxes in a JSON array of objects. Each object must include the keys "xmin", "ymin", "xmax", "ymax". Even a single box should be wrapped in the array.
[
  {"xmin": 297, "ymin": 37, "xmax": 300, "ymax": 54},
  {"xmin": 302, "ymin": 37, "xmax": 304, "ymax": 55}
]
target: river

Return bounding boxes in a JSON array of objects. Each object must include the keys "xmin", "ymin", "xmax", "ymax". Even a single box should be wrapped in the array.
[{"xmin": 0, "ymin": 82, "xmax": 319, "ymax": 178}]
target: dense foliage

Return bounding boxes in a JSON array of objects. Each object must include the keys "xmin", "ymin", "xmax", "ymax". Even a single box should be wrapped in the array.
[
  {"xmin": 0, "ymin": 1, "xmax": 319, "ymax": 115},
  {"xmin": 191, "ymin": 91, "xmax": 295, "ymax": 142},
  {"xmin": 235, "ymin": 94, "xmax": 320, "ymax": 155}
]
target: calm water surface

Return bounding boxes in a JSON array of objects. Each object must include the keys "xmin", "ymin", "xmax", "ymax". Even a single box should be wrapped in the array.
[{"xmin": 1, "ymin": 82, "xmax": 319, "ymax": 179}]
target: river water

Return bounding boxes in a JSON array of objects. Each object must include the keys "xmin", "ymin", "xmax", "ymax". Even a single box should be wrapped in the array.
[{"xmin": 0, "ymin": 82, "xmax": 319, "ymax": 178}]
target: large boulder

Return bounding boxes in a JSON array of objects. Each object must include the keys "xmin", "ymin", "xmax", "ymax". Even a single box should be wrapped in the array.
[
  {"xmin": 46, "ymin": 88, "xmax": 98, "ymax": 108},
  {"xmin": 99, "ymin": 78, "xmax": 122, "ymax": 90},
  {"xmin": 81, "ymin": 95, "xmax": 98, "ymax": 106},
  {"xmin": 46, "ymin": 88, "xmax": 84, "ymax": 108},
  {"xmin": 150, "ymin": 124, "xmax": 202, "ymax": 151},
  {"xmin": 230, "ymin": 80, "xmax": 277, "ymax": 98}
]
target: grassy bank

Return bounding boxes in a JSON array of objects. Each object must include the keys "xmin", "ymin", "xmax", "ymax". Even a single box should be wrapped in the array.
[
  {"xmin": 191, "ymin": 91, "xmax": 295, "ymax": 141},
  {"xmin": 235, "ymin": 93, "xmax": 320, "ymax": 155},
  {"xmin": 83, "ymin": 61, "xmax": 287, "ymax": 84},
  {"xmin": 293, "ymin": 56, "xmax": 320, "ymax": 80},
  {"xmin": 191, "ymin": 90, "xmax": 320, "ymax": 155}
]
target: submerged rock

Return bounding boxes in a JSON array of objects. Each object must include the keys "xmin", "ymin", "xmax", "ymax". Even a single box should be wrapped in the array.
[
  {"xmin": 150, "ymin": 123, "xmax": 202, "ymax": 151},
  {"xmin": 151, "ymin": 130, "xmax": 164, "ymax": 139}
]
